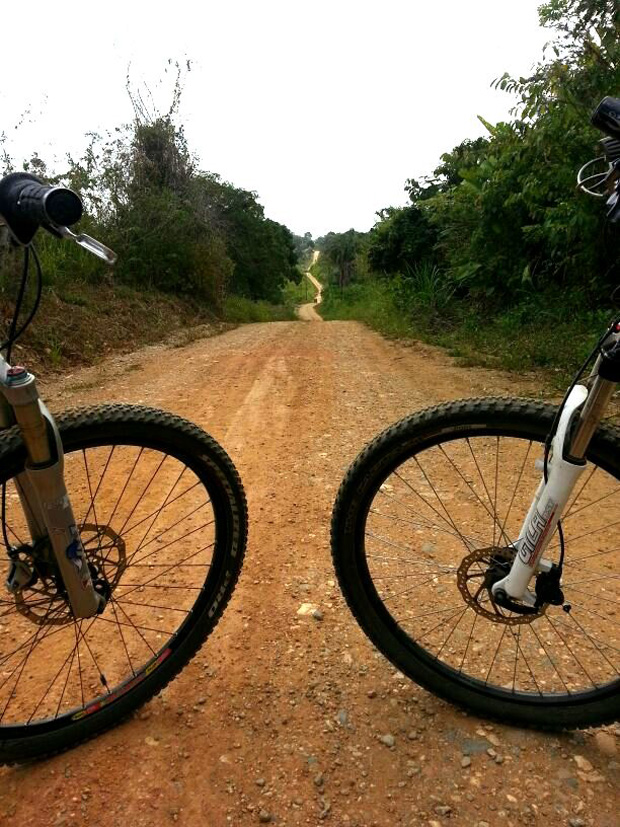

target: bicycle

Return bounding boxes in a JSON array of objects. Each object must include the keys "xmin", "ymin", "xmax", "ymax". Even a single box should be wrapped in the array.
[
  {"xmin": 331, "ymin": 96, "xmax": 620, "ymax": 730},
  {"xmin": 0, "ymin": 176, "xmax": 248, "ymax": 762}
]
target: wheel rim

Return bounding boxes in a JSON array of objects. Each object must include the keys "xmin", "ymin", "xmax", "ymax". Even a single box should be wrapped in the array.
[
  {"xmin": 0, "ymin": 435, "xmax": 220, "ymax": 730},
  {"xmin": 359, "ymin": 427, "xmax": 620, "ymax": 702}
]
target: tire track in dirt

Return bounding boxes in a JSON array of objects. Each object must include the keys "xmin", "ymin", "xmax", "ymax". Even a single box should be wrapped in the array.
[{"xmin": 1, "ymin": 320, "xmax": 617, "ymax": 827}]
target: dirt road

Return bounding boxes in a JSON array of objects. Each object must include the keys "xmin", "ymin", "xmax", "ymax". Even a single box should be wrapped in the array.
[
  {"xmin": 297, "ymin": 255, "xmax": 323, "ymax": 322},
  {"xmin": 1, "ymin": 320, "xmax": 618, "ymax": 827}
]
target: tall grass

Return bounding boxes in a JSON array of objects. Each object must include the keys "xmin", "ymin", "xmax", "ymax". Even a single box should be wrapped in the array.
[
  {"xmin": 321, "ymin": 273, "xmax": 613, "ymax": 388},
  {"xmin": 321, "ymin": 281, "xmax": 411, "ymax": 337},
  {"xmin": 223, "ymin": 295, "xmax": 295, "ymax": 323},
  {"xmin": 280, "ymin": 274, "xmax": 317, "ymax": 307}
]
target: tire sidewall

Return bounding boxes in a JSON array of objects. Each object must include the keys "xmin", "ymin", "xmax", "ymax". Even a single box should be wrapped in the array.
[
  {"xmin": 332, "ymin": 399, "xmax": 620, "ymax": 729},
  {"xmin": 0, "ymin": 405, "xmax": 247, "ymax": 762}
]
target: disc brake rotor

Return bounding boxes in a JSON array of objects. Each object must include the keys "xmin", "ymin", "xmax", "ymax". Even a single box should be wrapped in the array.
[
  {"xmin": 456, "ymin": 546, "xmax": 546, "ymax": 626},
  {"xmin": 13, "ymin": 523, "xmax": 126, "ymax": 626}
]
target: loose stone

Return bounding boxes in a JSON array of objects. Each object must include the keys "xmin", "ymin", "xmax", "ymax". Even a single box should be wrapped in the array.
[{"xmin": 573, "ymin": 755, "xmax": 593, "ymax": 772}]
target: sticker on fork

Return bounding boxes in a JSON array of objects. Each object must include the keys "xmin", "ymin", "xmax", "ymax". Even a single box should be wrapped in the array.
[
  {"xmin": 66, "ymin": 524, "xmax": 89, "ymax": 588},
  {"xmin": 518, "ymin": 500, "xmax": 557, "ymax": 567}
]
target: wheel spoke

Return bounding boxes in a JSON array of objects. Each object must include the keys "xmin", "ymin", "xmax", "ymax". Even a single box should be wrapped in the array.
[
  {"xmin": 355, "ymin": 417, "xmax": 619, "ymax": 709},
  {"xmin": 109, "ymin": 598, "xmax": 137, "ymax": 678},
  {"xmin": 544, "ymin": 615, "xmax": 598, "ymax": 688},
  {"xmin": 394, "ymin": 467, "xmax": 474, "ymax": 553},
  {"xmin": 499, "ymin": 440, "xmax": 533, "ymax": 546},
  {"xmin": 433, "ymin": 607, "xmax": 468, "ymax": 660},
  {"xmin": 484, "ymin": 624, "xmax": 508, "ymax": 685},
  {"xmin": 105, "ymin": 446, "xmax": 144, "ymax": 529},
  {"xmin": 564, "ymin": 544, "xmax": 620, "ymax": 566},
  {"xmin": 132, "ymin": 466, "xmax": 188, "ymax": 558},
  {"xmin": 81, "ymin": 447, "xmax": 112, "ymax": 552},
  {"xmin": 0, "ymin": 603, "xmax": 62, "ymax": 722},
  {"xmin": 112, "ymin": 541, "xmax": 214, "ymax": 601},
  {"xmin": 510, "ymin": 625, "xmax": 521, "ymax": 693},
  {"xmin": 126, "ymin": 509, "xmax": 213, "ymax": 568},
  {"xmin": 508, "ymin": 625, "xmax": 543, "ymax": 695},
  {"xmin": 117, "ymin": 454, "xmax": 168, "ymax": 537},
  {"xmin": 373, "ymin": 490, "xmax": 485, "ymax": 546},
  {"xmin": 528, "ymin": 621, "xmax": 572, "ymax": 694},
  {"xmin": 117, "ymin": 480, "xmax": 204, "ymax": 541},
  {"xmin": 563, "ymin": 468, "xmax": 620, "ymax": 521},
  {"xmin": 565, "ymin": 611, "xmax": 619, "ymax": 675},
  {"xmin": 464, "ymin": 438, "xmax": 514, "ymax": 548},
  {"xmin": 0, "ymin": 419, "xmax": 241, "ymax": 737}
]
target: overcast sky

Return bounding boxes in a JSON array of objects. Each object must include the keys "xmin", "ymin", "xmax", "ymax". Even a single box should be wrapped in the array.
[{"xmin": 1, "ymin": 1, "xmax": 550, "ymax": 237}]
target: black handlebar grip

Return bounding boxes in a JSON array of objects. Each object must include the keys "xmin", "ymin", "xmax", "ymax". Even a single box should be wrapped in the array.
[
  {"xmin": 592, "ymin": 97, "xmax": 620, "ymax": 140},
  {"xmin": 18, "ymin": 181, "xmax": 83, "ymax": 227},
  {"xmin": 0, "ymin": 172, "xmax": 82, "ymax": 244}
]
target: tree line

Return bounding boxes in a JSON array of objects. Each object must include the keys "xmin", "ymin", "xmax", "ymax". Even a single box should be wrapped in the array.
[
  {"xmin": 317, "ymin": 1, "xmax": 619, "ymax": 331},
  {"xmin": 1, "ymin": 68, "xmax": 302, "ymax": 311}
]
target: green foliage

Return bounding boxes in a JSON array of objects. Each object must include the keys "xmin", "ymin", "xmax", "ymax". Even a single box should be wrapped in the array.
[
  {"xmin": 400, "ymin": 261, "xmax": 455, "ymax": 315},
  {"xmin": 423, "ymin": 0, "xmax": 620, "ymax": 302},
  {"xmin": 281, "ymin": 273, "xmax": 316, "ymax": 307},
  {"xmin": 2, "ymin": 65, "xmax": 299, "ymax": 320},
  {"xmin": 367, "ymin": 206, "xmax": 437, "ymax": 275},
  {"xmin": 320, "ymin": 280, "xmax": 412, "ymax": 339},
  {"xmin": 320, "ymin": 1, "xmax": 619, "ymax": 383},
  {"xmin": 203, "ymin": 180, "xmax": 299, "ymax": 302},
  {"xmin": 354, "ymin": 0, "xmax": 620, "ymax": 308},
  {"xmin": 94, "ymin": 113, "xmax": 299, "ymax": 305},
  {"xmin": 222, "ymin": 295, "xmax": 295, "ymax": 322},
  {"xmin": 322, "ymin": 276, "xmax": 612, "ymax": 386},
  {"xmin": 292, "ymin": 232, "xmax": 315, "ymax": 267},
  {"xmin": 316, "ymin": 229, "xmax": 366, "ymax": 288}
]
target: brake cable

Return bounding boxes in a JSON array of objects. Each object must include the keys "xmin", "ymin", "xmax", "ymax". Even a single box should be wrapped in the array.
[
  {"xmin": 2, "ymin": 245, "xmax": 43, "ymax": 358},
  {"xmin": 1, "ymin": 244, "xmax": 43, "ymax": 554}
]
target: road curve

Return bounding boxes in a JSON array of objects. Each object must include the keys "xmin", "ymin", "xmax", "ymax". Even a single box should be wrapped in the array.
[{"xmin": 297, "ymin": 251, "xmax": 322, "ymax": 321}]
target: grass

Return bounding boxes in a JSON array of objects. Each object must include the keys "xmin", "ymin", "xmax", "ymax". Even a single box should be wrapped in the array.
[
  {"xmin": 321, "ymin": 278, "xmax": 613, "ymax": 390},
  {"xmin": 281, "ymin": 274, "xmax": 318, "ymax": 307},
  {"xmin": 321, "ymin": 282, "xmax": 412, "ymax": 338},
  {"xmin": 1, "ymin": 280, "xmax": 224, "ymax": 373},
  {"xmin": 0, "ymin": 242, "xmax": 298, "ymax": 371},
  {"xmin": 222, "ymin": 295, "xmax": 295, "ymax": 323}
]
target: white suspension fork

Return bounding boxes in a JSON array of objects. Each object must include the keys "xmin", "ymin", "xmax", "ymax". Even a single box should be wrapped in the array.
[
  {"xmin": 491, "ymin": 321, "xmax": 619, "ymax": 606},
  {"xmin": 492, "ymin": 385, "xmax": 588, "ymax": 604}
]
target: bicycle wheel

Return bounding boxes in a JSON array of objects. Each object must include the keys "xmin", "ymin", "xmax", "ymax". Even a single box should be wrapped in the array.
[
  {"xmin": 332, "ymin": 398, "xmax": 620, "ymax": 729},
  {"xmin": 0, "ymin": 404, "xmax": 247, "ymax": 763}
]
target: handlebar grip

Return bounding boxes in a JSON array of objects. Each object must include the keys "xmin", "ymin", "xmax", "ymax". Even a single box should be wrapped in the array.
[
  {"xmin": 592, "ymin": 97, "xmax": 620, "ymax": 140},
  {"xmin": 0, "ymin": 172, "xmax": 82, "ymax": 244},
  {"xmin": 17, "ymin": 181, "xmax": 83, "ymax": 227}
]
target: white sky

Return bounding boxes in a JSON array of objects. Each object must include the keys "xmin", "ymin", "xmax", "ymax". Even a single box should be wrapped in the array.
[{"xmin": 1, "ymin": 1, "xmax": 550, "ymax": 237}]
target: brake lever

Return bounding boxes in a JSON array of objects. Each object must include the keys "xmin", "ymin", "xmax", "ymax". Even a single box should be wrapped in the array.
[
  {"xmin": 55, "ymin": 225, "xmax": 117, "ymax": 265},
  {"xmin": 606, "ymin": 189, "xmax": 620, "ymax": 223}
]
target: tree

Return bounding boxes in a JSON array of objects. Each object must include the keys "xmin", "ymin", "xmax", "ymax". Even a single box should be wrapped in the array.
[
  {"xmin": 413, "ymin": 0, "xmax": 619, "ymax": 300},
  {"xmin": 293, "ymin": 232, "xmax": 315, "ymax": 265},
  {"xmin": 367, "ymin": 206, "xmax": 437, "ymax": 276},
  {"xmin": 320, "ymin": 230, "xmax": 365, "ymax": 289}
]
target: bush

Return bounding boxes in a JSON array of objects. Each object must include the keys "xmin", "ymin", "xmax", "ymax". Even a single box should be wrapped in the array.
[{"xmin": 223, "ymin": 296, "xmax": 295, "ymax": 323}]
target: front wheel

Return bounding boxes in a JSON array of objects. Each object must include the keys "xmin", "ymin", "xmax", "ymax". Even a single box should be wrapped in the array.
[
  {"xmin": 0, "ymin": 404, "xmax": 247, "ymax": 763},
  {"xmin": 331, "ymin": 398, "xmax": 620, "ymax": 729}
]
